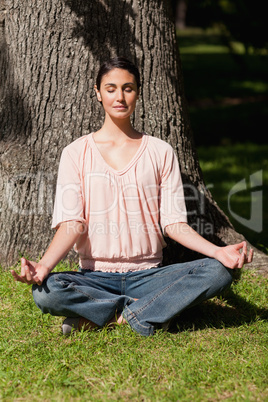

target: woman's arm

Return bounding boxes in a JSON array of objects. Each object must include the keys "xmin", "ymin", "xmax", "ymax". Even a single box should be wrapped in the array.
[
  {"xmin": 11, "ymin": 221, "xmax": 84, "ymax": 285},
  {"xmin": 165, "ymin": 222, "xmax": 253, "ymax": 269}
]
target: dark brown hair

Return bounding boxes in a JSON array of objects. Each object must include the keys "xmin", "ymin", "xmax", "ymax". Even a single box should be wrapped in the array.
[{"xmin": 96, "ymin": 57, "xmax": 141, "ymax": 90}]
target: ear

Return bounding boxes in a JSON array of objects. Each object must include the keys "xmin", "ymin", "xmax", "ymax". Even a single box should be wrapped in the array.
[
  {"xmin": 136, "ymin": 87, "xmax": 140, "ymax": 100},
  {"xmin": 94, "ymin": 85, "xmax": 102, "ymax": 102}
]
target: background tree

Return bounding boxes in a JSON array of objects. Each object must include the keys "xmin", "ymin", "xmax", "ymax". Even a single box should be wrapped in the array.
[
  {"xmin": 185, "ymin": 0, "xmax": 267, "ymax": 56},
  {"xmin": 0, "ymin": 0, "xmax": 267, "ymax": 274}
]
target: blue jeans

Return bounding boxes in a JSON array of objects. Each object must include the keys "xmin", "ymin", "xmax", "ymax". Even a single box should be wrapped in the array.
[{"xmin": 32, "ymin": 258, "xmax": 232, "ymax": 336}]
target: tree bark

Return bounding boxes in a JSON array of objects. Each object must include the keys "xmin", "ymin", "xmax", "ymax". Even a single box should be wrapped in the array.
[{"xmin": 0, "ymin": 0, "xmax": 267, "ymax": 274}]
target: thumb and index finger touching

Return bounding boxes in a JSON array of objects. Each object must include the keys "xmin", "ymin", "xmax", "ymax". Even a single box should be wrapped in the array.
[
  {"xmin": 234, "ymin": 241, "xmax": 254, "ymax": 264},
  {"xmin": 11, "ymin": 257, "xmax": 41, "ymax": 285}
]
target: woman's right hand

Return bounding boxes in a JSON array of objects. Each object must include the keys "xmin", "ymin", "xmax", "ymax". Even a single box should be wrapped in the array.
[
  {"xmin": 11, "ymin": 258, "xmax": 51, "ymax": 286},
  {"xmin": 11, "ymin": 221, "xmax": 84, "ymax": 286}
]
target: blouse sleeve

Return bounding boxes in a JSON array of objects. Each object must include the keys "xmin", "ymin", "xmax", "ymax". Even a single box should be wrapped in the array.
[
  {"xmin": 159, "ymin": 146, "xmax": 187, "ymax": 236},
  {"xmin": 51, "ymin": 146, "xmax": 86, "ymax": 229}
]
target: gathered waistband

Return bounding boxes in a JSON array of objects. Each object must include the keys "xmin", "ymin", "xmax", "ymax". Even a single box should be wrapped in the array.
[{"xmin": 79, "ymin": 257, "xmax": 162, "ymax": 273}]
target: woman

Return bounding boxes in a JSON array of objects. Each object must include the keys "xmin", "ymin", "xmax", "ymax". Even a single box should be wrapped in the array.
[{"xmin": 11, "ymin": 57, "xmax": 253, "ymax": 336}]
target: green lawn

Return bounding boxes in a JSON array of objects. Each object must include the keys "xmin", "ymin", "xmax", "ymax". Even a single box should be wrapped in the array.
[
  {"xmin": 197, "ymin": 143, "xmax": 268, "ymax": 251},
  {"xmin": 0, "ymin": 264, "xmax": 267, "ymax": 401}
]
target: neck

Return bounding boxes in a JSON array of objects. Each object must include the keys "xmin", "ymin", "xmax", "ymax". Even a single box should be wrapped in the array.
[{"xmin": 98, "ymin": 114, "xmax": 139, "ymax": 140}]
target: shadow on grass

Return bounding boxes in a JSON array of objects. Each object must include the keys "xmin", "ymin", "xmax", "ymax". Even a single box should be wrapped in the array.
[{"xmin": 168, "ymin": 287, "xmax": 268, "ymax": 334}]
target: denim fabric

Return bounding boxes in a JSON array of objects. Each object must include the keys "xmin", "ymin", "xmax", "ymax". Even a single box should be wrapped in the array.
[{"xmin": 32, "ymin": 258, "xmax": 232, "ymax": 336}]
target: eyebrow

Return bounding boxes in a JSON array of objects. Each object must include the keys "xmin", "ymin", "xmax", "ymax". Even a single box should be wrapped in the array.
[{"xmin": 104, "ymin": 82, "xmax": 135, "ymax": 87}]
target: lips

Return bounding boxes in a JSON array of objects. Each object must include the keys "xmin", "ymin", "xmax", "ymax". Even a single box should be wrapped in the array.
[{"xmin": 113, "ymin": 105, "xmax": 127, "ymax": 110}]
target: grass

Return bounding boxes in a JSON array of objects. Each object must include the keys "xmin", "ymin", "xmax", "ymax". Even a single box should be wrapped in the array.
[
  {"xmin": 0, "ymin": 263, "xmax": 267, "ymax": 401},
  {"xmin": 197, "ymin": 143, "xmax": 268, "ymax": 250}
]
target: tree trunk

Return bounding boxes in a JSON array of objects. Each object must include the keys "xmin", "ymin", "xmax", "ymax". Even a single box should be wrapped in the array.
[{"xmin": 0, "ymin": 0, "xmax": 267, "ymax": 274}]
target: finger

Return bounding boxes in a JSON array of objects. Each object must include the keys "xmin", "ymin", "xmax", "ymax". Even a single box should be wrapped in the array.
[
  {"xmin": 33, "ymin": 274, "xmax": 42, "ymax": 286},
  {"xmin": 21, "ymin": 257, "xmax": 32, "ymax": 270},
  {"xmin": 24, "ymin": 265, "xmax": 34, "ymax": 282},
  {"xmin": 243, "ymin": 242, "xmax": 247, "ymax": 255},
  {"xmin": 233, "ymin": 241, "xmax": 246, "ymax": 252},
  {"xmin": 20, "ymin": 264, "xmax": 27, "ymax": 279},
  {"xmin": 238, "ymin": 252, "xmax": 246, "ymax": 269},
  {"xmin": 246, "ymin": 248, "xmax": 254, "ymax": 263},
  {"xmin": 21, "ymin": 257, "xmax": 28, "ymax": 271},
  {"xmin": 21, "ymin": 257, "xmax": 30, "ymax": 278},
  {"xmin": 11, "ymin": 270, "xmax": 26, "ymax": 283},
  {"xmin": 11, "ymin": 269, "xmax": 19, "ymax": 281}
]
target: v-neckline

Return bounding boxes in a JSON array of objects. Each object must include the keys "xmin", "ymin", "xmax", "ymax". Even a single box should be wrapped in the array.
[{"xmin": 89, "ymin": 133, "xmax": 148, "ymax": 176}]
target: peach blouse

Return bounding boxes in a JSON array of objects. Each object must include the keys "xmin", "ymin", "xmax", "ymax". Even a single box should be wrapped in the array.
[{"xmin": 52, "ymin": 133, "xmax": 187, "ymax": 272}]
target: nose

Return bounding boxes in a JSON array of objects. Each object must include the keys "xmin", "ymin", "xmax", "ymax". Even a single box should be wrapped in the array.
[{"xmin": 117, "ymin": 89, "xmax": 125, "ymax": 102}]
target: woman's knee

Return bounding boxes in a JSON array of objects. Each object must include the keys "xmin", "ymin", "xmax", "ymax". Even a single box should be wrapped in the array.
[
  {"xmin": 32, "ymin": 274, "xmax": 60, "ymax": 313},
  {"xmin": 196, "ymin": 258, "xmax": 232, "ymax": 295},
  {"xmin": 208, "ymin": 258, "xmax": 233, "ymax": 291}
]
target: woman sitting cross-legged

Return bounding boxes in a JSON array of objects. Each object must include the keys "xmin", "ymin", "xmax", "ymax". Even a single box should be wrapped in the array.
[{"xmin": 11, "ymin": 57, "xmax": 253, "ymax": 336}]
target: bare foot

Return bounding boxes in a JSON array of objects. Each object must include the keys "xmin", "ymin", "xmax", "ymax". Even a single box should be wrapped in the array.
[
  {"xmin": 77, "ymin": 297, "xmax": 139, "ymax": 330},
  {"xmin": 78, "ymin": 314, "xmax": 127, "ymax": 331},
  {"xmin": 108, "ymin": 314, "xmax": 127, "ymax": 326}
]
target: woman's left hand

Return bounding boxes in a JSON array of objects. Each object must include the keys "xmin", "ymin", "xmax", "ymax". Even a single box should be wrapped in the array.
[{"xmin": 214, "ymin": 241, "xmax": 253, "ymax": 269}]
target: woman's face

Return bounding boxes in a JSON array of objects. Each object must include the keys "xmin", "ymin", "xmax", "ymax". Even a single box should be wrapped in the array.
[{"xmin": 95, "ymin": 68, "xmax": 139, "ymax": 120}]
